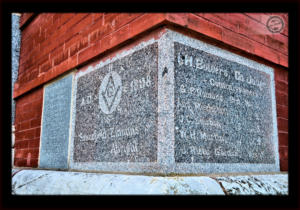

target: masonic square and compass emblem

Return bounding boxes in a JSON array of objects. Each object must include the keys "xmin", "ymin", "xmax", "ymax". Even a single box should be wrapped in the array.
[{"xmin": 99, "ymin": 70, "xmax": 122, "ymax": 114}]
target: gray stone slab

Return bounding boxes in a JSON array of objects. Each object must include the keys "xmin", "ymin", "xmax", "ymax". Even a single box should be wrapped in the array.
[
  {"xmin": 12, "ymin": 169, "xmax": 287, "ymax": 195},
  {"xmin": 171, "ymin": 31, "xmax": 279, "ymax": 173},
  {"xmin": 215, "ymin": 174, "xmax": 288, "ymax": 195},
  {"xmin": 39, "ymin": 73, "xmax": 74, "ymax": 169},
  {"xmin": 69, "ymin": 29, "xmax": 279, "ymax": 174},
  {"xmin": 174, "ymin": 42, "xmax": 274, "ymax": 164},
  {"xmin": 11, "ymin": 169, "xmax": 224, "ymax": 195},
  {"xmin": 73, "ymin": 43, "xmax": 158, "ymax": 163},
  {"xmin": 11, "ymin": 14, "xmax": 21, "ymax": 124}
]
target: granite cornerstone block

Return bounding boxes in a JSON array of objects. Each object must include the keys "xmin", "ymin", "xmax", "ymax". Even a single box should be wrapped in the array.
[
  {"xmin": 68, "ymin": 30, "xmax": 279, "ymax": 174},
  {"xmin": 39, "ymin": 73, "xmax": 74, "ymax": 169},
  {"xmin": 73, "ymin": 43, "xmax": 158, "ymax": 163},
  {"xmin": 174, "ymin": 42, "xmax": 275, "ymax": 164}
]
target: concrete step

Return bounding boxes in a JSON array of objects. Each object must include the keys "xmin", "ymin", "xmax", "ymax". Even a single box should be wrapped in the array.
[{"xmin": 12, "ymin": 169, "xmax": 288, "ymax": 195}]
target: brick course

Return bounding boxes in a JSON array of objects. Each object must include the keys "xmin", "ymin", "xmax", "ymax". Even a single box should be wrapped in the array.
[
  {"xmin": 14, "ymin": 13, "xmax": 288, "ymax": 99},
  {"xmin": 274, "ymin": 66, "xmax": 289, "ymax": 171},
  {"xmin": 14, "ymin": 88, "xmax": 43, "ymax": 168}
]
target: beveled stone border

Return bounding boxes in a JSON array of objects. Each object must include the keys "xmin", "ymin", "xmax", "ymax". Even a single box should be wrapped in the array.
[
  {"xmin": 69, "ymin": 36, "xmax": 167, "ymax": 173},
  {"xmin": 39, "ymin": 71, "xmax": 75, "ymax": 170},
  {"xmin": 170, "ymin": 30, "xmax": 279, "ymax": 173},
  {"xmin": 68, "ymin": 29, "xmax": 280, "ymax": 174}
]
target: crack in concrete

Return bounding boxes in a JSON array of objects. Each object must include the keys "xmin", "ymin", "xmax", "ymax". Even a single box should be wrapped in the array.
[
  {"xmin": 210, "ymin": 177, "xmax": 228, "ymax": 195},
  {"xmin": 12, "ymin": 169, "xmax": 22, "ymax": 178},
  {"xmin": 13, "ymin": 173, "xmax": 48, "ymax": 191}
]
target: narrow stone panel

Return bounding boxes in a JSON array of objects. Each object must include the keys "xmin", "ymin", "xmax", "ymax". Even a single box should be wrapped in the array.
[{"xmin": 39, "ymin": 73, "xmax": 74, "ymax": 169}]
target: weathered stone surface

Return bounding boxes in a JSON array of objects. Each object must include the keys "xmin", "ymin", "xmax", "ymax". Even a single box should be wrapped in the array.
[
  {"xmin": 171, "ymin": 31, "xmax": 279, "ymax": 173},
  {"xmin": 11, "ymin": 169, "xmax": 223, "ymax": 195},
  {"xmin": 12, "ymin": 168, "xmax": 21, "ymax": 176},
  {"xmin": 215, "ymin": 174, "xmax": 288, "ymax": 195},
  {"xmin": 11, "ymin": 14, "xmax": 21, "ymax": 124},
  {"xmin": 12, "ymin": 169, "xmax": 287, "ymax": 195},
  {"xmin": 39, "ymin": 73, "xmax": 74, "ymax": 169},
  {"xmin": 67, "ymin": 29, "xmax": 279, "ymax": 174},
  {"xmin": 174, "ymin": 42, "xmax": 275, "ymax": 164},
  {"xmin": 72, "ymin": 43, "xmax": 158, "ymax": 163}
]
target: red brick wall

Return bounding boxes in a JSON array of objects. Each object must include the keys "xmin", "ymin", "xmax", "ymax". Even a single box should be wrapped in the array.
[
  {"xmin": 19, "ymin": 13, "xmax": 35, "ymax": 29},
  {"xmin": 275, "ymin": 67, "xmax": 289, "ymax": 171},
  {"xmin": 14, "ymin": 13, "xmax": 288, "ymax": 170},
  {"xmin": 14, "ymin": 88, "xmax": 43, "ymax": 167}
]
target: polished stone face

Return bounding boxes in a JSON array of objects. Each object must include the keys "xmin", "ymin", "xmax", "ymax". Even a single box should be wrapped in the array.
[
  {"xmin": 39, "ymin": 73, "xmax": 74, "ymax": 169},
  {"xmin": 74, "ymin": 43, "xmax": 158, "ymax": 163},
  {"xmin": 174, "ymin": 42, "xmax": 275, "ymax": 164}
]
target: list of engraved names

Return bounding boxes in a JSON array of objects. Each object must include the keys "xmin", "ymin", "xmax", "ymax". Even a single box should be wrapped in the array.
[{"xmin": 174, "ymin": 42, "xmax": 275, "ymax": 164}]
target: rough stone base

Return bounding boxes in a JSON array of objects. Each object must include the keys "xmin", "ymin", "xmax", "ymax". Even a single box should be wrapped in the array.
[
  {"xmin": 216, "ymin": 174, "xmax": 288, "ymax": 195},
  {"xmin": 11, "ymin": 169, "xmax": 288, "ymax": 195}
]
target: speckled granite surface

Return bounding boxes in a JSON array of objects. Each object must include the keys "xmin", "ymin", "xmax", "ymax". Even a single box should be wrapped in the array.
[
  {"xmin": 34, "ymin": 29, "xmax": 279, "ymax": 174},
  {"xmin": 11, "ymin": 14, "xmax": 21, "ymax": 124},
  {"xmin": 39, "ymin": 73, "xmax": 74, "ymax": 169},
  {"xmin": 66, "ymin": 29, "xmax": 279, "ymax": 174},
  {"xmin": 73, "ymin": 44, "xmax": 158, "ymax": 163},
  {"xmin": 174, "ymin": 42, "xmax": 275, "ymax": 164}
]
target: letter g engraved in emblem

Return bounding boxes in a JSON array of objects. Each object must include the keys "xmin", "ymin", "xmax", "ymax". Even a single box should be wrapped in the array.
[{"xmin": 99, "ymin": 71, "xmax": 122, "ymax": 114}]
